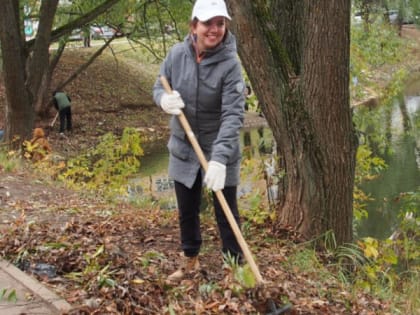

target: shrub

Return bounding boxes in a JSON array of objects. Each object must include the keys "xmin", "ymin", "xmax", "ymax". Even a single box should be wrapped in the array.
[{"xmin": 60, "ymin": 127, "xmax": 144, "ymax": 197}]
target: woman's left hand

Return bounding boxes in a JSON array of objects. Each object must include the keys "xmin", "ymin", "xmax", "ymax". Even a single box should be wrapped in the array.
[{"xmin": 204, "ymin": 161, "xmax": 226, "ymax": 191}]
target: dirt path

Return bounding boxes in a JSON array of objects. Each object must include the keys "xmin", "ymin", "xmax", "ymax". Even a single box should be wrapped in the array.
[{"xmin": 402, "ymin": 24, "xmax": 420, "ymax": 45}]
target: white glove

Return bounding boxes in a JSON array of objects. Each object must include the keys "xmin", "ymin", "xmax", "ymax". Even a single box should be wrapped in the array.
[
  {"xmin": 160, "ymin": 91, "xmax": 185, "ymax": 115},
  {"xmin": 204, "ymin": 160, "xmax": 226, "ymax": 191}
]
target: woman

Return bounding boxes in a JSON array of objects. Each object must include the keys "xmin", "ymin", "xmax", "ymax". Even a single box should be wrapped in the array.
[{"xmin": 153, "ymin": 0, "xmax": 245, "ymax": 282}]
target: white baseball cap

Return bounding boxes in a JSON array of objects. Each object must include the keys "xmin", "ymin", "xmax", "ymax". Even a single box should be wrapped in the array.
[{"xmin": 191, "ymin": 0, "xmax": 231, "ymax": 22}]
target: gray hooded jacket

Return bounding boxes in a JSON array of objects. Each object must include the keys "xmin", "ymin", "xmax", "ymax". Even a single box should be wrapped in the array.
[{"xmin": 153, "ymin": 32, "xmax": 245, "ymax": 188}]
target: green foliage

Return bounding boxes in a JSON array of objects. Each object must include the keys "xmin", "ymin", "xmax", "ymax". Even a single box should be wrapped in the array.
[
  {"xmin": 0, "ymin": 288, "xmax": 17, "ymax": 303},
  {"xmin": 0, "ymin": 149, "xmax": 21, "ymax": 172},
  {"xmin": 398, "ymin": 188, "xmax": 420, "ymax": 218},
  {"xmin": 353, "ymin": 105, "xmax": 392, "ymax": 155},
  {"xmin": 334, "ymin": 242, "xmax": 367, "ymax": 280},
  {"xmin": 167, "ymin": 305, "xmax": 176, "ymax": 315},
  {"xmin": 60, "ymin": 127, "xmax": 144, "ymax": 198},
  {"xmin": 357, "ymin": 238, "xmax": 398, "ymax": 286},
  {"xmin": 381, "ymin": 68, "xmax": 409, "ymax": 105},
  {"xmin": 287, "ymin": 247, "xmax": 324, "ymax": 273},
  {"xmin": 332, "ymin": 189, "xmax": 419, "ymax": 313},
  {"xmin": 239, "ymin": 155, "xmax": 277, "ymax": 226},
  {"xmin": 242, "ymin": 70, "xmax": 260, "ymax": 113},
  {"xmin": 223, "ymin": 252, "xmax": 256, "ymax": 290},
  {"xmin": 392, "ymin": 189, "xmax": 420, "ymax": 270},
  {"xmin": 241, "ymin": 189, "xmax": 273, "ymax": 228},
  {"xmin": 355, "ymin": 144, "xmax": 387, "ymax": 184},
  {"xmin": 353, "ymin": 144, "xmax": 387, "ymax": 232},
  {"xmin": 399, "ymin": 270, "xmax": 420, "ymax": 314},
  {"xmin": 352, "ymin": 22, "xmax": 404, "ymax": 68},
  {"xmin": 21, "ymin": 139, "xmax": 50, "ymax": 162},
  {"xmin": 66, "ymin": 244, "xmax": 116, "ymax": 290},
  {"xmin": 199, "ymin": 282, "xmax": 221, "ymax": 299},
  {"xmin": 350, "ymin": 19, "xmax": 407, "ymax": 102},
  {"xmin": 56, "ymin": 0, "xmax": 135, "ymax": 28},
  {"xmin": 128, "ymin": 0, "xmax": 192, "ymax": 60},
  {"xmin": 140, "ymin": 250, "xmax": 165, "ymax": 268},
  {"xmin": 233, "ymin": 264, "xmax": 256, "ymax": 289},
  {"xmin": 51, "ymin": 0, "xmax": 193, "ymax": 63}
]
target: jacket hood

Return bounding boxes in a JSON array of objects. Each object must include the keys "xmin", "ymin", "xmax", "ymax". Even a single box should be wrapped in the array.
[{"xmin": 183, "ymin": 31, "xmax": 237, "ymax": 65}]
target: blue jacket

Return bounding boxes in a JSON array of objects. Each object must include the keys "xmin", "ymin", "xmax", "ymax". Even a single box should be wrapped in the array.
[{"xmin": 153, "ymin": 32, "xmax": 245, "ymax": 188}]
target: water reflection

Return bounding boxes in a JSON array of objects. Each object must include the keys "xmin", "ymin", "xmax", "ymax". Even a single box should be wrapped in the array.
[{"xmin": 356, "ymin": 84, "xmax": 420, "ymax": 239}]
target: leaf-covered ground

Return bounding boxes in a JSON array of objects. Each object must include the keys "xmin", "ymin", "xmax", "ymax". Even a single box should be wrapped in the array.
[
  {"xmin": 1, "ymin": 26, "xmax": 420, "ymax": 314},
  {"xmin": 0, "ymin": 172, "xmax": 389, "ymax": 314}
]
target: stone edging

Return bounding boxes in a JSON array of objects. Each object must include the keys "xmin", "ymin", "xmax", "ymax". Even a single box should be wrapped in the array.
[{"xmin": 0, "ymin": 259, "xmax": 72, "ymax": 313}]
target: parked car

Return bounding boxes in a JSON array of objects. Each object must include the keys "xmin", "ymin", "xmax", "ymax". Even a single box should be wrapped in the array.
[
  {"xmin": 353, "ymin": 9, "xmax": 411, "ymax": 25},
  {"xmin": 387, "ymin": 9, "xmax": 399, "ymax": 24},
  {"xmin": 385, "ymin": 9, "xmax": 420, "ymax": 25},
  {"xmin": 353, "ymin": 11, "xmax": 363, "ymax": 24},
  {"xmin": 91, "ymin": 25, "xmax": 121, "ymax": 39},
  {"xmin": 68, "ymin": 28, "xmax": 82, "ymax": 41}
]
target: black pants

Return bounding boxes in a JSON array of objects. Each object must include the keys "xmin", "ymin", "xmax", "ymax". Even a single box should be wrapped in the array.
[
  {"xmin": 59, "ymin": 107, "xmax": 72, "ymax": 132},
  {"xmin": 174, "ymin": 172, "xmax": 242, "ymax": 260}
]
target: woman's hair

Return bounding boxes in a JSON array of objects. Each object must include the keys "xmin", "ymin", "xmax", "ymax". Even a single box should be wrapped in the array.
[{"xmin": 190, "ymin": 17, "xmax": 198, "ymax": 28}]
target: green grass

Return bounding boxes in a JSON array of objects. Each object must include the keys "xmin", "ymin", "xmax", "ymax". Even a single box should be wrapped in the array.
[{"xmin": 0, "ymin": 149, "xmax": 22, "ymax": 172}]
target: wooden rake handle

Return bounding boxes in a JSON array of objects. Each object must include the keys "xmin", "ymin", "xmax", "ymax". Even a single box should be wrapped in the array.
[
  {"xmin": 50, "ymin": 112, "xmax": 59, "ymax": 127},
  {"xmin": 159, "ymin": 76, "xmax": 264, "ymax": 285}
]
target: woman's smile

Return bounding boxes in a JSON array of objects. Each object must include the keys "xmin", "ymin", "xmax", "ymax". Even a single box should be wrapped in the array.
[{"xmin": 194, "ymin": 16, "xmax": 226, "ymax": 52}]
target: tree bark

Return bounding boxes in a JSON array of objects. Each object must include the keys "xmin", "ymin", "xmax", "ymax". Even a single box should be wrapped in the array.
[
  {"xmin": 0, "ymin": 0, "xmax": 33, "ymax": 147},
  {"xmin": 28, "ymin": 0, "xmax": 58, "ymax": 114},
  {"xmin": 228, "ymin": 0, "xmax": 358, "ymax": 245}
]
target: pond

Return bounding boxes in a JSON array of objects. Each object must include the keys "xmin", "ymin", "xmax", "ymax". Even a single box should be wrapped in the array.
[
  {"xmin": 356, "ymin": 78, "xmax": 420, "ymax": 239},
  {"xmin": 130, "ymin": 79, "xmax": 420, "ymax": 239}
]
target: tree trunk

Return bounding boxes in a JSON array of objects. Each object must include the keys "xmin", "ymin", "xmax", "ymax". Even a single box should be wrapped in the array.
[
  {"xmin": 28, "ymin": 0, "xmax": 58, "ymax": 115},
  {"xmin": 0, "ymin": 0, "xmax": 33, "ymax": 147},
  {"xmin": 228, "ymin": 0, "xmax": 358, "ymax": 245}
]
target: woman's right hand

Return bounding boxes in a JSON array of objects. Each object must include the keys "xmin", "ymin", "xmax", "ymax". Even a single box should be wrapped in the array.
[{"xmin": 160, "ymin": 91, "xmax": 185, "ymax": 115}]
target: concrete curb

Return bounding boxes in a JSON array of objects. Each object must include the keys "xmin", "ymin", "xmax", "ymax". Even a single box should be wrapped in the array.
[{"xmin": 0, "ymin": 259, "xmax": 72, "ymax": 314}]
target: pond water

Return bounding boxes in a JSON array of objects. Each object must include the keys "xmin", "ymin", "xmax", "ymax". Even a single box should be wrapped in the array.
[
  {"xmin": 130, "ymin": 79, "xmax": 420, "ymax": 239},
  {"xmin": 356, "ymin": 79, "xmax": 420, "ymax": 239}
]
